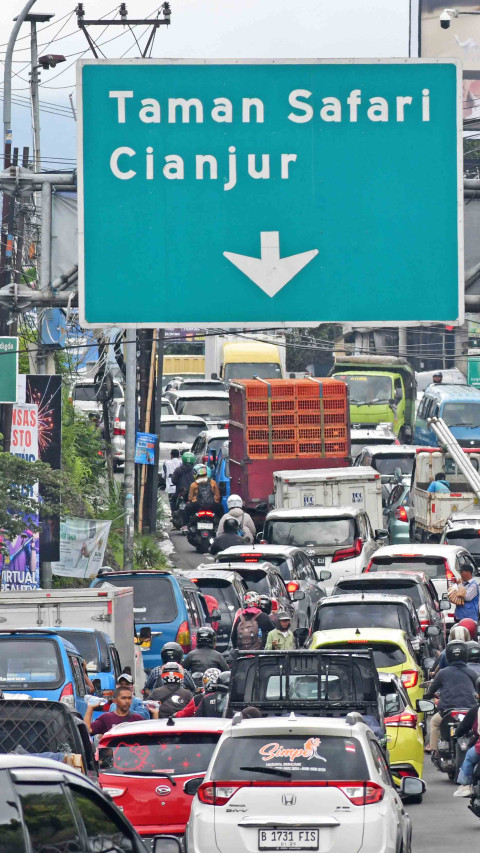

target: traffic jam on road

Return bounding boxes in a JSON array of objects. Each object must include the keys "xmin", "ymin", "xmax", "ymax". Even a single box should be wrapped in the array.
[{"xmin": 2, "ymin": 365, "xmax": 480, "ymax": 853}]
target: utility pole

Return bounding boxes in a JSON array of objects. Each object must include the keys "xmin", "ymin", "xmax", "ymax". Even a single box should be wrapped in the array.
[{"xmin": 123, "ymin": 328, "xmax": 137, "ymax": 569}]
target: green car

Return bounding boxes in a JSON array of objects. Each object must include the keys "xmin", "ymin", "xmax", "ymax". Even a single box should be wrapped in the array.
[{"xmin": 383, "ymin": 482, "xmax": 410, "ymax": 544}]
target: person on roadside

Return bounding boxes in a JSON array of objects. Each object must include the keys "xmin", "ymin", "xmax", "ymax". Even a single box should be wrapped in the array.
[
  {"xmin": 149, "ymin": 662, "xmax": 194, "ymax": 717},
  {"xmin": 143, "ymin": 641, "xmax": 196, "ymax": 695},
  {"xmin": 210, "ymin": 517, "xmax": 246, "ymax": 555},
  {"xmin": 84, "ymin": 685, "xmax": 149, "ymax": 736},
  {"xmin": 427, "ymin": 472, "xmax": 451, "ymax": 493},
  {"xmin": 216, "ymin": 494, "xmax": 256, "ymax": 543},
  {"xmin": 109, "ymin": 673, "xmax": 150, "ymax": 720},
  {"xmin": 265, "ymin": 611, "xmax": 296, "ymax": 650},
  {"xmin": 453, "ymin": 678, "xmax": 480, "ymax": 798},
  {"xmin": 164, "ymin": 448, "xmax": 181, "ymax": 511},
  {"xmin": 449, "ymin": 562, "xmax": 480, "ymax": 623},
  {"xmin": 424, "ymin": 640, "xmax": 478, "ymax": 763},
  {"xmin": 231, "ymin": 591, "xmax": 275, "ymax": 650},
  {"xmin": 183, "ymin": 626, "xmax": 229, "ymax": 673}
]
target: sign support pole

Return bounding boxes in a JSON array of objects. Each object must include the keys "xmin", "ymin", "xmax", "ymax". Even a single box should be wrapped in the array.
[{"xmin": 123, "ymin": 327, "xmax": 136, "ymax": 570}]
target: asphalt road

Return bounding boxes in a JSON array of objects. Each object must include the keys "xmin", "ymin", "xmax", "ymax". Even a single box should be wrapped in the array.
[{"xmin": 169, "ymin": 528, "xmax": 480, "ymax": 849}]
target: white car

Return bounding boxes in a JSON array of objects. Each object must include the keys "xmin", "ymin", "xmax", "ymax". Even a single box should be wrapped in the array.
[
  {"xmin": 191, "ymin": 428, "xmax": 229, "ymax": 466},
  {"xmin": 168, "ymin": 389, "xmax": 230, "ymax": 429},
  {"xmin": 111, "ymin": 397, "xmax": 176, "ymax": 469},
  {"xmin": 185, "ymin": 714, "xmax": 423, "ymax": 853},
  {"xmin": 158, "ymin": 415, "xmax": 207, "ymax": 468},
  {"xmin": 262, "ymin": 505, "xmax": 386, "ymax": 589},
  {"xmin": 366, "ymin": 543, "xmax": 475, "ymax": 628},
  {"xmin": 350, "ymin": 423, "xmax": 398, "ymax": 460},
  {"xmin": 441, "ymin": 509, "xmax": 480, "ymax": 571}
]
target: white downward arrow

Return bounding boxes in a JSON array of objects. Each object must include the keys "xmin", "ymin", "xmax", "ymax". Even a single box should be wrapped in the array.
[{"xmin": 223, "ymin": 231, "xmax": 319, "ymax": 298}]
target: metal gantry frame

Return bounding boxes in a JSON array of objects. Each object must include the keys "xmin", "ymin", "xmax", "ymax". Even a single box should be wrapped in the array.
[{"xmin": 75, "ymin": 2, "xmax": 172, "ymax": 59}]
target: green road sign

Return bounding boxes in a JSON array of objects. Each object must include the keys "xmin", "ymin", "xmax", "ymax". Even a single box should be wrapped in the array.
[
  {"xmin": 0, "ymin": 337, "xmax": 18, "ymax": 403},
  {"xmin": 78, "ymin": 59, "xmax": 462, "ymax": 328},
  {"xmin": 468, "ymin": 357, "xmax": 480, "ymax": 389}
]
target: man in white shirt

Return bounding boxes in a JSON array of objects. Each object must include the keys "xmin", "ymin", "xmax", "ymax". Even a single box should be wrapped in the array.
[{"xmin": 164, "ymin": 449, "xmax": 182, "ymax": 510}]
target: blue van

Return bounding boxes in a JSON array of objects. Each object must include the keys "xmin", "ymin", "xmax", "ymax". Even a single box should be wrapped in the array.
[
  {"xmin": 91, "ymin": 570, "xmax": 211, "ymax": 671},
  {"xmin": 0, "ymin": 630, "xmax": 88, "ymax": 715},
  {"xmin": 414, "ymin": 383, "xmax": 480, "ymax": 448},
  {"xmin": 55, "ymin": 628, "xmax": 122, "ymax": 699}
]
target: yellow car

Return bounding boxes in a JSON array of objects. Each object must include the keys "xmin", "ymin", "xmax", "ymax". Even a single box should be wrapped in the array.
[
  {"xmin": 309, "ymin": 627, "xmax": 425, "ymax": 711},
  {"xmin": 379, "ymin": 671, "xmax": 434, "ymax": 788}
]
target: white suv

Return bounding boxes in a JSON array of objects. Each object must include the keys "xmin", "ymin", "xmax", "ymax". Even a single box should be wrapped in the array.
[{"xmin": 185, "ymin": 715, "xmax": 423, "ymax": 853}]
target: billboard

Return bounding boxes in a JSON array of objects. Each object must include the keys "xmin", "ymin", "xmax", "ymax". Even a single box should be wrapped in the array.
[{"xmin": 51, "ymin": 518, "xmax": 111, "ymax": 579}]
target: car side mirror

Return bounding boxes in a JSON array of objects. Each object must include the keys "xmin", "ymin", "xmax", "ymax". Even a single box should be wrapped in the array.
[
  {"xmin": 439, "ymin": 599, "xmax": 450, "ymax": 611},
  {"xmin": 399, "ymin": 776, "xmax": 426, "ymax": 798},
  {"xmin": 416, "ymin": 698, "xmax": 435, "ymax": 713},
  {"xmin": 292, "ymin": 590, "xmax": 305, "ymax": 601},
  {"xmin": 319, "ymin": 570, "xmax": 332, "ymax": 582},
  {"xmin": 255, "ymin": 502, "xmax": 268, "ymax": 514},
  {"xmin": 423, "ymin": 657, "xmax": 435, "ymax": 673},
  {"xmin": 139, "ymin": 627, "xmax": 152, "ymax": 642},
  {"xmin": 293, "ymin": 627, "xmax": 309, "ymax": 647},
  {"xmin": 210, "ymin": 609, "xmax": 221, "ymax": 620},
  {"xmin": 183, "ymin": 776, "xmax": 204, "ymax": 796},
  {"xmin": 374, "ymin": 529, "xmax": 389, "ymax": 542},
  {"xmin": 153, "ymin": 836, "xmax": 184, "ymax": 853},
  {"xmin": 256, "ymin": 531, "xmax": 265, "ymax": 543},
  {"xmin": 425, "ymin": 625, "xmax": 440, "ymax": 637}
]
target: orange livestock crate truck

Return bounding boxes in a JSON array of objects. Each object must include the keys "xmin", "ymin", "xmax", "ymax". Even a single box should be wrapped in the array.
[{"xmin": 229, "ymin": 378, "xmax": 351, "ymax": 523}]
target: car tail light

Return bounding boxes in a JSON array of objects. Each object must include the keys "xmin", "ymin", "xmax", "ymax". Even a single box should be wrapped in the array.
[
  {"xmin": 176, "ymin": 620, "xmax": 191, "ymax": 651},
  {"xmin": 198, "ymin": 783, "xmax": 240, "ymax": 805},
  {"xmin": 113, "ymin": 420, "xmax": 125, "ymax": 436},
  {"xmin": 59, "ymin": 682, "xmax": 75, "ymax": 709},
  {"xmin": 400, "ymin": 670, "xmax": 419, "ymax": 689},
  {"xmin": 198, "ymin": 510, "xmax": 214, "ymax": 517},
  {"xmin": 394, "ymin": 767, "xmax": 419, "ymax": 778},
  {"xmin": 384, "ymin": 712, "xmax": 418, "ymax": 729},
  {"xmin": 394, "ymin": 506, "xmax": 408, "ymax": 522},
  {"xmin": 241, "ymin": 554, "xmax": 259, "ymax": 562},
  {"xmin": 202, "ymin": 455, "xmax": 209, "ymax": 463},
  {"xmin": 445, "ymin": 564, "xmax": 455, "ymax": 586},
  {"xmin": 286, "ymin": 581, "xmax": 299, "ymax": 594},
  {"xmin": 418, "ymin": 603, "xmax": 430, "ymax": 630},
  {"xmin": 337, "ymin": 782, "xmax": 384, "ymax": 805},
  {"xmin": 271, "ymin": 598, "xmax": 279, "ymax": 612},
  {"xmin": 102, "ymin": 787, "xmax": 126, "ymax": 798},
  {"xmin": 102, "ymin": 689, "xmax": 114, "ymax": 700},
  {"xmin": 332, "ymin": 538, "xmax": 363, "ymax": 563}
]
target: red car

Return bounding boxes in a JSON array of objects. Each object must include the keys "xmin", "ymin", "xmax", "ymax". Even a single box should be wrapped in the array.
[{"xmin": 98, "ymin": 717, "xmax": 228, "ymax": 846}]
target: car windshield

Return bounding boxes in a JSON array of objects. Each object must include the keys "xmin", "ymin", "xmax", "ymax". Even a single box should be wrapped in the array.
[
  {"xmin": 92, "ymin": 577, "xmax": 177, "ymax": 624},
  {"xmin": 99, "ymin": 733, "xmax": 220, "ymax": 776},
  {"xmin": 313, "ymin": 603, "xmax": 411, "ymax": 633},
  {"xmin": 113, "ymin": 385, "xmax": 123, "ymax": 399},
  {"xmin": 73, "ymin": 385, "xmax": 97, "ymax": 402},
  {"xmin": 443, "ymin": 402, "xmax": 480, "ymax": 428},
  {"xmin": 183, "ymin": 381, "xmax": 224, "ymax": 392},
  {"xmin": 370, "ymin": 556, "xmax": 446, "ymax": 580},
  {"xmin": 0, "ymin": 639, "xmax": 62, "ymax": 689},
  {"xmin": 338, "ymin": 578, "xmax": 422, "ymax": 609},
  {"xmin": 208, "ymin": 437, "xmax": 227, "ymax": 452},
  {"xmin": 210, "ymin": 735, "xmax": 368, "ymax": 782},
  {"xmin": 161, "ymin": 423, "xmax": 204, "ymax": 444},
  {"xmin": 371, "ymin": 455, "xmax": 414, "ymax": 476},
  {"xmin": 265, "ymin": 518, "xmax": 354, "ymax": 548},
  {"xmin": 334, "ymin": 374, "xmax": 393, "ymax": 405},
  {"xmin": 179, "ymin": 399, "xmax": 229, "ymax": 419},
  {"xmin": 56, "ymin": 631, "xmax": 99, "ymax": 669},
  {"xmin": 324, "ymin": 642, "xmax": 406, "ymax": 668},
  {"xmin": 351, "ymin": 438, "xmax": 394, "ymax": 457},
  {"xmin": 224, "ymin": 362, "xmax": 283, "ymax": 381},
  {"xmin": 444, "ymin": 530, "xmax": 480, "ymax": 556},
  {"xmin": 161, "ymin": 402, "xmax": 173, "ymax": 415},
  {"xmin": 192, "ymin": 580, "xmax": 239, "ymax": 615},
  {"xmin": 236, "ymin": 571, "xmax": 270, "ymax": 595}
]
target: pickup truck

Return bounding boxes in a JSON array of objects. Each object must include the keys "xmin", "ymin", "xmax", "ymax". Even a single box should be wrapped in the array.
[
  {"xmin": 226, "ymin": 649, "xmax": 385, "ymax": 741},
  {"xmin": 411, "ymin": 447, "xmax": 480, "ymax": 542}
]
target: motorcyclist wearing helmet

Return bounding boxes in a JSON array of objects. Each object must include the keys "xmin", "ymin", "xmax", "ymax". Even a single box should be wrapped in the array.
[
  {"xmin": 184, "ymin": 463, "xmax": 222, "ymax": 526},
  {"xmin": 433, "ymin": 625, "xmax": 470, "ymax": 672},
  {"xmin": 425, "ymin": 640, "xmax": 479, "ymax": 760},
  {"xmin": 454, "ymin": 675, "xmax": 480, "ymax": 798},
  {"xmin": 216, "ymin": 494, "xmax": 256, "ymax": 543},
  {"xmin": 183, "ymin": 626, "xmax": 230, "ymax": 673},
  {"xmin": 210, "ymin": 516, "xmax": 246, "ymax": 555},
  {"xmin": 258, "ymin": 595, "xmax": 273, "ymax": 616},
  {"xmin": 457, "ymin": 618, "xmax": 478, "ymax": 641},
  {"xmin": 177, "ymin": 669, "xmax": 231, "ymax": 718},
  {"xmin": 143, "ymin": 642, "xmax": 196, "ymax": 695},
  {"xmin": 171, "ymin": 451, "xmax": 196, "ymax": 499},
  {"xmin": 231, "ymin": 591, "xmax": 275, "ymax": 650},
  {"xmin": 149, "ymin": 662, "xmax": 194, "ymax": 717}
]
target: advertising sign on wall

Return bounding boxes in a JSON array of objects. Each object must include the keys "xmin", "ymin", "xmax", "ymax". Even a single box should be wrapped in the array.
[{"xmin": 51, "ymin": 518, "xmax": 111, "ymax": 579}]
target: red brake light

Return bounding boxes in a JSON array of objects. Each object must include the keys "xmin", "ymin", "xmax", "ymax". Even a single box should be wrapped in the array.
[
  {"xmin": 394, "ymin": 506, "xmax": 408, "ymax": 523},
  {"xmin": 271, "ymin": 598, "xmax": 279, "ymax": 612},
  {"xmin": 332, "ymin": 538, "xmax": 363, "ymax": 563},
  {"xmin": 197, "ymin": 780, "xmax": 383, "ymax": 806},
  {"xmin": 202, "ymin": 455, "xmax": 209, "ymax": 463},
  {"xmin": 445, "ymin": 563, "xmax": 455, "ymax": 585},
  {"xmin": 400, "ymin": 670, "xmax": 419, "ymax": 689},
  {"xmin": 286, "ymin": 581, "xmax": 299, "ymax": 594},
  {"xmin": 176, "ymin": 620, "xmax": 191, "ymax": 652},
  {"xmin": 198, "ymin": 783, "xmax": 240, "ymax": 805},
  {"xmin": 59, "ymin": 682, "xmax": 75, "ymax": 709},
  {"xmin": 113, "ymin": 426, "xmax": 125, "ymax": 436},
  {"xmin": 198, "ymin": 510, "xmax": 214, "ymax": 517},
  {"xmin": 384, "ymin": 712, "xmax": 417, "ymax": 729},
  {"xmin": 337, "ymin": 782, "xmax": 384, "ymax": 805}
]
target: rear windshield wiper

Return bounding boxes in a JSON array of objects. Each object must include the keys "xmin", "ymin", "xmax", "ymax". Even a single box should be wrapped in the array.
[
  {"xmin": 146, "ymin": 770, "xmax": 177, "ymax": 786},
  {"xmin": 239, "ymin": 765, "xmax": 292, "ymax": 779}
]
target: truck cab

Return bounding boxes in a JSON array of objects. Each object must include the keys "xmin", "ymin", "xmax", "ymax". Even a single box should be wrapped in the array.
[{"xmin": 332, "ymin": 356, "xmax": 415, "ymax": 443}]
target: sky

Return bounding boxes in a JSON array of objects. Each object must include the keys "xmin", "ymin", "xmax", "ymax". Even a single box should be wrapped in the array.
[{"xmin": 0, "ymin": 0, "xmax": 414, "ymax": 165}]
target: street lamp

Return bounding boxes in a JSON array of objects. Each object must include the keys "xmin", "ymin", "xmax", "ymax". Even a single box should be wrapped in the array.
[
  {"xmin": 37, "ymin": 53, "xmax": 66, "ymax": 69},
  {"xmin": 440, "ymin": 8, "xmax": 480, "ymax": 29}
]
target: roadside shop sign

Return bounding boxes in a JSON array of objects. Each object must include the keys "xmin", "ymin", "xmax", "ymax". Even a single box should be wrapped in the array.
[
  {"xmin": 78, "ymin": 59, "xmax": 462, "ymax": 327},
  {"xmin": 0, "ymin": 337, "xmax": 18, "ymax": 402}
]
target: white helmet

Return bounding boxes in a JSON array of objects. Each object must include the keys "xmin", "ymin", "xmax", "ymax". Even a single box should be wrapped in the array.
[{"xmin": 227, "ymin": 494, "xmax": 243, "ymax": 509}]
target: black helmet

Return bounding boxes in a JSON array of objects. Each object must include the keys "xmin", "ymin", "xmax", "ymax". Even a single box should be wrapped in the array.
[
  {"xmin": 224, "ymin": 517, "xmax": 239, "ymax": 534},
  {"xmin": 216, "ymin": 671, "xmax": 231, "ymax": 693},
  {"xmin": 161, "ymin": 641, "xmax": 184, "ymax": 664},
  {"xmin": 196, "ymin": 626, "xmax": 216, "ymax": 648},
  {"xmin": 258, "ymin": 594, "xmax": 273, "ymax": 615},
  {"xmin": 446, "ymin": 639, "xmax": 468, "ymax": 665},
  {"xmin": 192, "ymin": 671, "xmax": 204, "ymax": 692},
  {"xmin": 467, "ymin": 640, "xmax": 480, "ymax": 664}
]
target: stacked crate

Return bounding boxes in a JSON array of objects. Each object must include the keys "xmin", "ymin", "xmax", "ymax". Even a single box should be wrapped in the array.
[{"xmin": 229, "ymin": 378, "xmax": 349, "ymax": 459}]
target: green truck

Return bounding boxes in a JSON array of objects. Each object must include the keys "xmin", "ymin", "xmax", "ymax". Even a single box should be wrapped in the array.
[{"xmin": 331, "ymin": 355, "xmax": 416, "ymax": 443}]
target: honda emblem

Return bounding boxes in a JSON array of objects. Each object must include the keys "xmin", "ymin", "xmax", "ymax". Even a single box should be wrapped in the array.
[
  {"xmin": 155, "ymin": 785, "xmax": 172, "ymax": 796},
  {"xmin": 281, "ymin": 794, "xmax": 296, "ymax": 806}
]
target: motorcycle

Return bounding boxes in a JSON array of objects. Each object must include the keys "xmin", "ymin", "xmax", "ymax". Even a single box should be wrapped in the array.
[
  {"xmin": 437, "ymin": 708, "xmax": 470, "ymax": 781},
  {"xmin": 172, "ymin": 492, "xmax": 187, "ymax": 530},
  {"xmin": 187, "ymin": 509, "xmax": 218, "ymax": 553},
  {"xmin": 468, "ymin": 760, "xmax": 480, "ymax": 818}
]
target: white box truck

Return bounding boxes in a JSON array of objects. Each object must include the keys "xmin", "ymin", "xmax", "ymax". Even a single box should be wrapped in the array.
[
  {"xmin": 0, "ymin": 587, "xmax": 141, "ymax": 686},
  {"xmin": 273, "ymin": 466, "xmax": 384, "ymax": 530}
]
